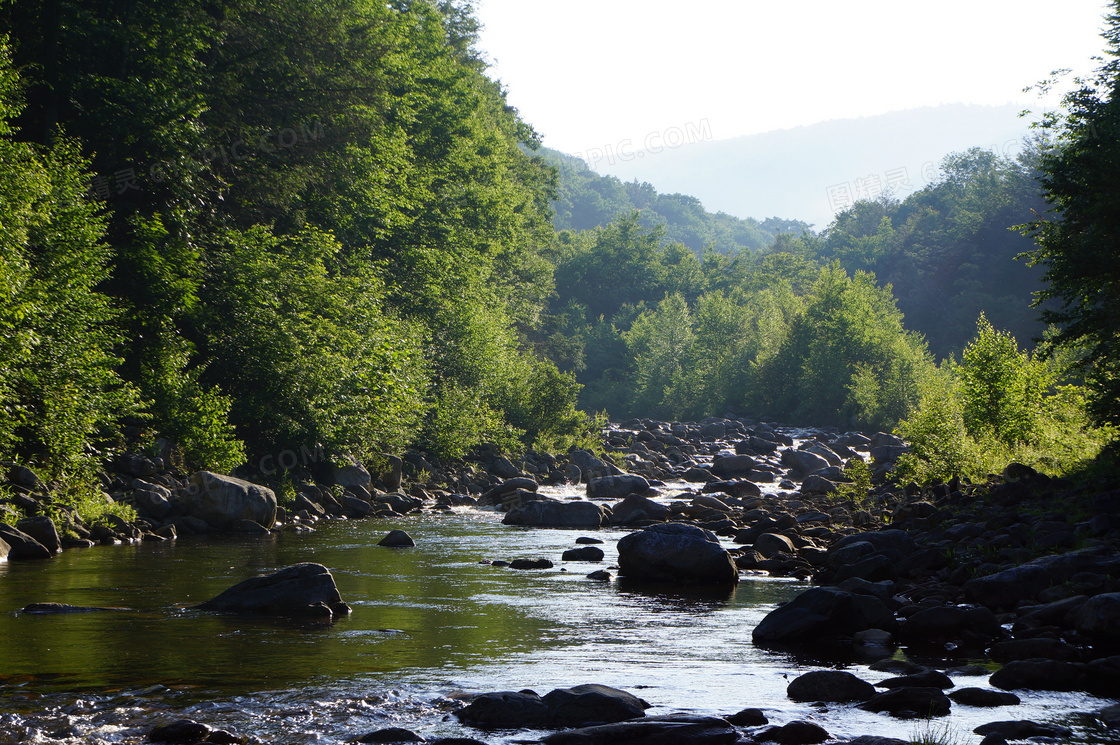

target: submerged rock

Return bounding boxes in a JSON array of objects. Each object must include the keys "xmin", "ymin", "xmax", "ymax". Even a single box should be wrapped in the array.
[
  {"xmin": 502, "ymin": 500, "xmax": 609, "ymax": 529},
  {"xmin": 540, "ymin": 714, "xmax": 737, "ymax": 745}
]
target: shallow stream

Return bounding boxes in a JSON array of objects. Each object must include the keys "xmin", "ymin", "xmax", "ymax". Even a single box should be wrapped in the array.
[{"xmin": 0, "ymin": 483, "xmax": 1116, "ymax": 744}]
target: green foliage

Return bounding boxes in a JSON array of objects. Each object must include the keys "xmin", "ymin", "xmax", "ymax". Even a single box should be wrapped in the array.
[
  {"xmin": 835, "ymin": 455, "xmax": 873, "ymax": 505},
  {"xmin": 1019, "ymin": 7, "xmax": 1120, "ymax": 430}
]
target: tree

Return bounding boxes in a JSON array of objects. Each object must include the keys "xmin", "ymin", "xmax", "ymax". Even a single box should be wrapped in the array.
[{"xmin": 1022, "ymin": 4, "xmax": 1120, "ymax": 427}]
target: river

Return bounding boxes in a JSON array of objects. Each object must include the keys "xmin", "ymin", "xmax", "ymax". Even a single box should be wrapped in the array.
[{"xmin": 0, "ymin": 482, "xmax": 1115, "ymax": 744}]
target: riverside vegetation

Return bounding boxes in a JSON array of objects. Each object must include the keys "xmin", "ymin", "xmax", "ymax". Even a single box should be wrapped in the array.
[{"xmin": 3, "ymin": 1, "xmax": 1120, "ymax": 743}]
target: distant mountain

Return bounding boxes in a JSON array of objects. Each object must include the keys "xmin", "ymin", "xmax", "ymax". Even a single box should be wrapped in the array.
[
  {"xmin": 535, "ymin": 147, "xmax": 809, "ymax": 254},
  {"xmin": 585, "ymin": 104, "xmax": 1036, "ymax": 230}
]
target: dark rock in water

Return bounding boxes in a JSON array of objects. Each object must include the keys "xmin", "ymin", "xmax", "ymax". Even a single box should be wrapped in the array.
[
  {"xmin": 16, "ymin": 515, "xmax": 61, "ymax": 553},
  {"xmin": 786, "ymin": 670, "xmax": 875, "ymax": 702},
  {"xmin": 0, "ymin": 523, "xmax": 53, "ymax": 560},
  {"xmin": 378, "ymin": 530, "xmax": 415, "ymax": 548},
  {"xmin": 351, "ymin": 727, "xmax": 425, "ymax": 743},
  {"xmin": 973, "ymin": 720, "xmax": 1072, "ymax": 739},
  {"xmin": 703, "ymin": 479, "xmax": 761, "ymax": 499},
  {"xmin": 875, "ymin": 670, "xmax": 953, "ymax": 690},
  {"xmin": 610, "ymin": 494, "xmax": 671, "ymax": 525},
  {"xmin": 509, "ymin": 558, "xmax": 553, "ymax": 570},
  {"xmin": 617, "ymin": 522, "xmax": 739, "ymax": 586},
  {"xmin": 725, "ymin": 708, "xmax": 767, "ymax": 726},
  {"xmin": 236, "ymin": 519, "xmax": 271, "ymax": 534},
  {"xmin": 148, "ymin": 719, "xmax": 211, "ymax": 743},
  {"xmin": 587, "ymin": 474, "xmax": 650, "ymax": 499},
  {"xmin": 196, "ymin": 562, "xmax": 349, "ymax": 620},
  {"xmin": 1084, "ymin": 655, "xmax": 1120, "ymax": 697},
  {"xmin": 563, "ymin": 546, "xmax": 605, "ymax": 562},
  {"xmin": 709, "ymin": 454, "xmax": 755, "ymax": 478},
  {"xmin": 752, "ymin": 587, "xmax": 895, "ymax": 645},
  {"xmin": 859, "ymin": 687, "xmax": 951, "ymax": 716},
  {"xmin": 845, "ymin": 737, "xmax": 907, "ymax": 745},
  {"xmin": 503, "ymin": 500, "xmax": 609, "ymax": 529},
  {"xmin": 576, "ymin": 536, "xmax": 604, "ymax": 544},
  {"xmin": 948, "ymin": 688, "xmax": 1021, "ymax": 707},
  {"xmin": 455, "ymin": 689, "xmax": 550, "ymax": 729},
  {"xmin": 540, "ymin": 714, "xmax": 738, "ymax": 745},
  {"xmin": 542, "ymin": 684, "xmax": 649, "ymax": 727},
  {"xmin": 988, "ymin": 637, "xmax": 1080, "ymax": 663},
  {"xmin": 756, "ymin": 720, "xmax": 831, "ymax": 744},
  {"xmin": 429, "ymin": 738, "xmax": 488, "ymax": 745},
  {"xmin": 22, "ymin": 603, "xmax": 133, "ymax": 614},
  {"xmin": 989, "ymin": 659, "xmax": 1086, "ymax": 691},
  {"xmin": 586, "ymin": 570, "xmax": 612, "ymax": 581}
]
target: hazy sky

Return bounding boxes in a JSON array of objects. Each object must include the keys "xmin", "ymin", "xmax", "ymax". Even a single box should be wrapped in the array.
[{"xmin": 474, "ymin": 1, "xmax": 1113, "ymax": 156}]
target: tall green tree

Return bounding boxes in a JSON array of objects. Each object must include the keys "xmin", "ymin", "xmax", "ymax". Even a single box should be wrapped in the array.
[{"xmin": 1022, "ymin": 2, "xmax": 1120, "ymax": 428}]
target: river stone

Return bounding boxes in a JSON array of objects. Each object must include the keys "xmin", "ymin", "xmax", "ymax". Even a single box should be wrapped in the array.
[
  {"xmin": 587, "ymin": 474, "xmax": 650, "ymax": 499},
  {"xmin": 352, "ymin": 727, "xmax": 425, "ymax": 742},
  {"xmin": 540, "ymin": 714, "xmax": 739, "ymax": 745},
  {"xmin": 973, "ymin": 720, "xmax": 1072, "ymax": 740},
  {"xmin": 948, "ymin": 688, "xmax": 1021, "ymax": 707},
  {"xmin": 859, "ymin": 687, "xmax": 950, "ymax": 716},
  {"xmin": 989, "ymin": 659, "xmax": 1086, "ymax": 691},
  {"xmin": 754, "ymin": 533, "xmax": 796, "ymax": 559},
  {"xmin": 570, "ymin": 450, "xmax": 620, "ymax": 481},
  {"xmin": 781, "ymin": 449, "xmax": 829, "ymax": 475},
  {"xmin": 563, "ymin": 546, "xmax": 605, "ymax": 561},
  {"xmin": 800, "ymin": 475, "xmax": 838, "ymax": 494},
  {"xmin": 0, "ymin": 523, "xmax": 53, "ymax": 560},
  {"xmin": 1074, "ymin": 592, "xmax": 1120, "ymax": 643},
  {"xmin": 786, "ymin": 670, "xmax": 875, "ymax": 702},
  {"xmin": 876, "ymin": 670, "xmax": 953, "ymax": 689},
  {"xmin": 710, "ymin": 454, "xmax": 755, "ymax": 478},
  {"xmin": 378, "ymin": 530, "xmax": 415, "ymax": 548},
  {"xmin": 610, "ymin": 494, "xmax": 671, "ymax": 524},
  {"xmin": 756, "ymin": 720, "xmax": 831, "ymax": 744},
  {"xmin": 455, "ymin": 690, "xmax": 549, "ymax": 728},
  {"xmin": 182, "ymin": 471, "xmax": 277, "ymax": 530},
  {"xmin": 509, "ymin": 558, "xmax": 553, "ymax": 569},
  {"xmin": 542, "ymin": 684, "xmax": 649, "ymax": 727},
  {"xmin": 15, "ymin": 515, "xmax": 61, "ymax": 554},
  {"xmin": 332, "ymin": 456, "xmax": 371, "ymax": 491},
  {"xmin": 989, "ymin": 637, "xmax": 1080, "ymax": 662},
  {"xmin": 752, "ymin": 587, "xmax": 895, "ymax": 645},
  {"xmin": 616, "ymin": 522, "xmax": 739, "ymax": 586},
  {"xmin": 148, "ymin": 719, "xmax": 211, "ymax": 743},
  {"xmin": 962, "ymin": 548, "xmax": 1120, "ymax": 610},
  {"xmin": 503, "ymin": 500, "xmax": 609, "ymax": 528},
  {"xmin": 196, "ymin": 562, "xmax": 348, "ymax": 619}
]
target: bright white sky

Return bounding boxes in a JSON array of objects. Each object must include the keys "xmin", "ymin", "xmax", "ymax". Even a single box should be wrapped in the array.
[{"xmin": 473, "ymin": 1, "xmax": 1113, "ymax": 156}]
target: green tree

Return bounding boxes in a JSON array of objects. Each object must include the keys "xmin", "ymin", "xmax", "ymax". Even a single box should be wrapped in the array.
[{"xmin": 1021, "ymin": 6, "xmax": 1120, "ymax": 428}]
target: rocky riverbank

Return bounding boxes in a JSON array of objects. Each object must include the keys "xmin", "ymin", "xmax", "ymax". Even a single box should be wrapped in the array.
[{"xmin": 3, "ymin": 416, "xmax": 1120, "ymax": 743}]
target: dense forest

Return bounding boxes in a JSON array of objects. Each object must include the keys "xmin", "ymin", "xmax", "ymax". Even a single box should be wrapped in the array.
[{"xmin": 1, "ymin": 0, "xmax": 1118, "ymax": 524}]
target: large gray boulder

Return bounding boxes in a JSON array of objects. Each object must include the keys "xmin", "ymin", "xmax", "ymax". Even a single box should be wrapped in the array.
[
  {"xmin": 786, "ymin": 670, "xmax": 875, "ymax": 702},
  {"xmin": 16, "ymin": 515, "xmax": 61, "ymax": 554},
  {"xmin": 752, "ymin": 587, "xmax": 895, "ymax": 645},
  {"xmin": 587, "ymin": 474, "xmax": 650, "ymax": 499},
  {"xmin": 0, "ymin": 523, "xmax": 52, "ymax": 560},
  {"xmin": 617, "ymin": 522, "xmax": 738, "ymax": 586},
  {"xmin": 781, "ymin": 449, "xmax": 830, "ymax": 476},
  {"xmin": 181, "ymin": 471, "xmax": 277, "ymax": 530},
  {"xmin": 332, "ymin": 456, "xmax": 371, "ymax": 491},
  {"xmin": 710, "ymin": 454, "xmax": 755, "ymax": 478},
  {"xmin": 503, "ymin": 499, "xmax": 609, "ymax": 528},
  {"xmin": 196, "ymin": 562, "xmax": 349, "ymax": 620}
]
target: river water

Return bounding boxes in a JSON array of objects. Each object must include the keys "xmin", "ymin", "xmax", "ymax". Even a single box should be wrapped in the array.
[{"xmin": 0, "ymin": 483, "xmax": 1116, "ymax": 744}]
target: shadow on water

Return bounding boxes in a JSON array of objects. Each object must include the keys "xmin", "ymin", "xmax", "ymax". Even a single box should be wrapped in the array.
[{"xmin": 613, "ymin": 578, "xmax": 737, "ymax": 607}]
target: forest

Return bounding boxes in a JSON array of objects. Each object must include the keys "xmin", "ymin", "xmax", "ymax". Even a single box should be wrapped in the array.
[{"xmin": 1, "ymin": 0, "xmax": 1118, "ymax": 524}]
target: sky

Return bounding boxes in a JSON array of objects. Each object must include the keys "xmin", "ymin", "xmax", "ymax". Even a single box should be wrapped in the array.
[{"xmin": 473, "ymin": 1, "xmax": 1114, "ymax": 158}]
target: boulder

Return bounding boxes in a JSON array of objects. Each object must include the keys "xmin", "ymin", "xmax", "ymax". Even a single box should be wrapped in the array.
[
  {"xmin": 786, "ymin": 670, "xmax": 875, "ymax": 702},
  {"xmin": 948, "ymin": 688, "xmax": 1020, "ymax": 707},
  {"xmin": 372, "ymin": 454, "xmax": 404, "ymax": 491},
  {"xmin": 503, "ymin": 500, "xmax": 609, "ymax": 529},
  {"xmin": 875, "ymin": 670, "xmax": 953, "ymax": 689},
  {"xmin": 0, "ymin": 523, "xmax": 53, "ymax": 560},
  {"xmin": 756, "ymin": 720, "xmax": 831, "ymax": 744},
  {"xmin": 616, "ymin": 523, "xmax": 739, "ymax": 586},
  {"xmin": 378, "ymin": 530, "xmax": 415, "ymax": 548},
  {"xmin": 563, "ymin": 546, "xmax": 605, "ymax": 562},
  {"xmin": 587, "ymin": 474, "xmax": 650, "ymax": 499},
  {"xmin": 972, "ymin": 721, "xmax": 1072, "ymax": 740},
  {"xmin": 710, "ymin": 455, "xmax": 755, "ymax": 478},
  {"xmin": 509, "ymin": 558, "xmax": 553, "ymax": 570},
  {"xmin": 989, "ymin": 659, "xmax": 1087, "ymax": 691},
  {"xmin": 962, "ymin": 548, "xmax": 1120, "ymax": 610},
  {"xmin": 569, "ymin": 450, "xmax": 620, "ymax": 481},
  {"xmin": 800, "ymin": 475, "xmax": 838, "ymax": 495},
  {"xmin": 781, "ymin": 449, "xmax": 829, "ymax": 476},
  {"xmin": 455, "ymin": 690, "xmax": 549, "ymax": 729},
  {"xmin": 351, "ymin": 727, "xmax": 425, "ymax": 743},
  {"xmin": 196, "ymin": 562, "xmax": 349, "ymax": 620},
  {"xmin": 181, "ymin": 471, "xmax": 277, "ymax": 530},
  {"xmin": 15, "ymin": 515, "xmax": 61, "ymax": 554},
  {"xmin": 148, "ymin": 719, "xmax": 211, "ymax": 743},
  {"xmin": 610, "ymin": 494, "xmax": 671, "ymax": 525},
  {"xmin": 754, "ymin": 533, "xmax": 796, "ymax": 559},
  {"xmin": 541, "ymin": 684, "xmax": 649, "ymax": 727},
  {"xmin": 1074, "ymin": 592, "xmax": 1120, "ymax": 644},
  {"xmin": 540, "ymin": 714, "xmax": 738, "ymax": 745},
  {"xmin": 332, "ymin": 456, "xmax": 371, "ymax": 491},
  {"xmin": 859, "ymin": 687, "xmax": 950, "ymax": 716},
  {"xmin": 752, "ymin": 587, "xmax": 895, "ymax": 645}
]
